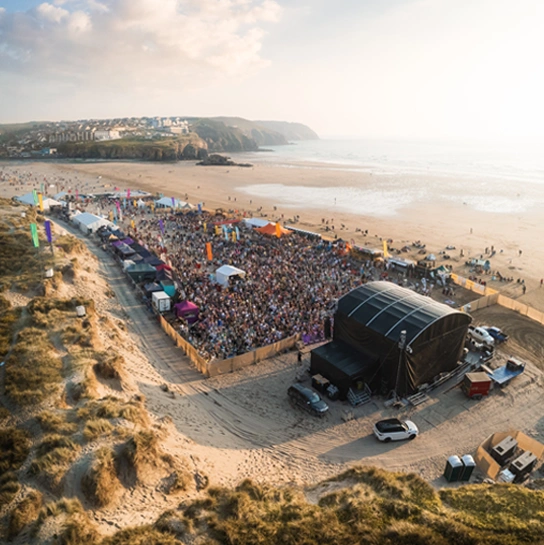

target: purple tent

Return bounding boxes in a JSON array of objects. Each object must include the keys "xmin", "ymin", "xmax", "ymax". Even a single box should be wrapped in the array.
[
  {"xmin": 111, "ymin": 240, "xmax": 123, "ymax": 247},
  {"xmin": 174, "ymin": 301, "xmax": 199, "ymax": 324},
  {"xmin": 121, "ymin": 237, "xmax": 134, "ymax": 246}
]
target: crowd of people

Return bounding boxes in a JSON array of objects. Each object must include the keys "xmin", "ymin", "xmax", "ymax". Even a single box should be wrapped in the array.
[{"xmin": 131, "ymin": 209, "xmax": 364, "ymax": 361}]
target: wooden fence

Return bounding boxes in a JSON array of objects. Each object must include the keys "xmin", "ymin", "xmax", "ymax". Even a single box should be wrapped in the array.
[
  {"xmin": 159, "ymin": 316, "xmax": 209, "ymax": 376},
  {"xmin": 450, "ymin": 273, "xmax": 497, "ymax": 296},
  {"xmin": 158, "ymin": 315, "xmax": 300, "ymax": 378},
  {"xmin": 207, "ymin": 334, "xmax": 300, "ymax": 377}
]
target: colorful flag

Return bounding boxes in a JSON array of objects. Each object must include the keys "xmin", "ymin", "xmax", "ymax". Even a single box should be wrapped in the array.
[
  {"xmin": 108, "ymin": 210, "xmax": 114, "ymax": 221},
  {"xmin": 32, "ymin": 189, "xmax": 38, "ymax": 205},
  {"xmin": 30, "ymin": 223, "xmax": 39, "ymax": 248},
  {"xmin": 44, "ymin": 220, "xmax": 52, "ymax": 243},
  {"xmin": 206, "ymin": 242, "xmax": 213, "ymax": 261},
  {"xmin": 383, "ymin": 240, "xmax": 389, "ymax": 258},
  {"xmin": 38, "ymin": 193, "xmax": 44, "ymax": 212},
  {"xmin": 275, "ymin": 222, "xmax": 281, "ymax": 237},
  {"xmin": 40, "ymin": 182, "xmax": 44, "ymax": 193},
  {"xmin": 203, "ymin": 222, "xmax": 207, "ymax": 233},
  {"xmin": 198, "ymin": 203, "xmax": 202, "ymax": 213},
  {"xmin": 127, "ymin": 188, "xmax": 131, "ymax": 199},
  {"xmin": 235, "ymin": 226, "xmax": 240, "ymax": 240},
  {"xmin": 171, "ymin": 197, "xmax": 176, "ymax": 208},
  {"xmin": 231, "ymin": 230, "xmax": 237, "ymax": 242},
  {"xmin": 75, "ymin": 189, "xmax": 79, "ymax": 201},
  {"xmin": 159, "ymin": 219, "xmax": 165, "ymax": 234},
  {"xmin": 131, "ymin": 219, "xmax": 135, "ymax": 230}
]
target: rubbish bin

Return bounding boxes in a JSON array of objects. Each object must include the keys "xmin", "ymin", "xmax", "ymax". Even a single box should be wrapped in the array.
[
  {"xmin": 460, "ymin": 454, "xmax": 476, "ymax": 481},
  {"xmin": 326, "ymin": 384, "xmax": 339, "ymax": 401},
  {"xmin": 444, "ymin": 455, "xmax": 463, "ymax": 483}
]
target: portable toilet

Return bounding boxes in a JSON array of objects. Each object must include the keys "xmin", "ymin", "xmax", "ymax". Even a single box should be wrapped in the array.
[
  {"xmin": 460, "ymin": 454, "xmax": 476, "ymax": 481},
  {"xmin": 444, "ymin": 455, "xmax": 463, "ymax": 483}
]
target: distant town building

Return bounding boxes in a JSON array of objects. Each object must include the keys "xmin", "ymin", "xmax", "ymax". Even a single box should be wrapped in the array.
[{"xmin": 94, "ymin": 129, "xmax": 121, "ymax": 141}]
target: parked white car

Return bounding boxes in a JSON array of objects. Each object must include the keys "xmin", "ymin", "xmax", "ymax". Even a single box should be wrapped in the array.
[
  {"xmin": 373, "ymin": 418, "xmax": 419, "ymax": 442},
  {"xmin": 467, "ymin": 326, "xmax": 495, "ymax": 347}
]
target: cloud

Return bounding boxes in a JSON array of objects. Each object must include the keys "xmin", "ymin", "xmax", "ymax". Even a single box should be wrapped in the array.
[{"xmin": 0, "ymin": 0, "xmax": 282, "ymax": 89}]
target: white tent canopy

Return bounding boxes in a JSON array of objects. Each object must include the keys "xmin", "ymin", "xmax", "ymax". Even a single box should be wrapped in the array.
[
  {"xmin": 155, "ymin": 197, "xmax": 194, "ymax": 209},
  {"xmin": 72, "ymin": 212, "xmax": 113, "ymax": 233},
  {"xmin": 244, "ymin": 217, "xmax": 270, "ymax": 228},
  {"xmin": 216, "ymin": 265, "xmax": 246, "ymax": 286},
  {"xmin": 15, "ymin": 192, "xmax": 61, "ymax": 210}
]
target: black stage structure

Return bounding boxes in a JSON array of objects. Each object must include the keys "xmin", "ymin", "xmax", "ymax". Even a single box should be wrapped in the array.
[{"xmin": 311, "ymin": 281, "xmax": 472, "ymax": 398}]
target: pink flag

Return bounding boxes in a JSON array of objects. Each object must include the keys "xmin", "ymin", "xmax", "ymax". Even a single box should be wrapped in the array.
[{"xmin": 127, "ymin": 188, "xmax": 131, "ymax": 199}]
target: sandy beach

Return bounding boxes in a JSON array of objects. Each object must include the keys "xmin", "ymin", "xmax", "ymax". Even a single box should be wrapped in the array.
[{"xmin": 1, "ymin": 159, "xmax": 543, "ymax": 310}]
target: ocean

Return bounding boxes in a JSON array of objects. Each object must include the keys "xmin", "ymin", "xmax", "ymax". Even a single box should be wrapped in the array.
[{"xmin": 231, "ymin": 139, "xmax": 544, "ymax": 217}]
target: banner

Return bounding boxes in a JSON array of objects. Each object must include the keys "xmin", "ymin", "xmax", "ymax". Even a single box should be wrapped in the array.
[
  {"xmin": 38, "ymin": 193, "xmax": 44, "ymax": 212},
  {"xmin": 30, "ymin": 223, "xmax": 39, "ymax": 248},
  {"xmin": 206, "ymin": 242, "xmax": 213, "ymax": 261},
  {"xmin": 32, "ymin": 189, "xmax": 38, "ymax": 205},
  {"xmin": 44, "ymin": 220, "xmax": 52, "ymax": 243}
]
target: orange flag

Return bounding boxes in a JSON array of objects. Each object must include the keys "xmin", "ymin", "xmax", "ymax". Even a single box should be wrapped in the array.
[
  {"xmin": 38, "ymin": 193, "xmax": 44, "ymax": 212},
  {"xmin": 206, "ymin": 242, "xmax": 213, "ymax": 261},
  {"xmin": 275, "ymin": 222, "xmax": 281, "ymax": 237}
]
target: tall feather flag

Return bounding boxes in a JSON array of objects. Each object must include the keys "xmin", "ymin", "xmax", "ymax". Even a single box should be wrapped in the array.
[
  {"xmin": 383, "ymin": 240, "xmax": 389, "ymax": 258},
  {"xmin": 198, "ymin": 203, "xmax": 202, "ymax": 213},
  {"xmin": 131, "ymin": 219, "xmax": 135, "ymax": 230},
  {"xmin": 30, "ymin": 223, "xmax": 39, "ymax": 248},
  {"xmin": 171, "ymin": 197, "xmax": 176, "ymax": 208},
  {"xmin": 206, "ymin": 242, "xmax": 213, "ymax": 261},
  {"xmin": 44, "ymin": 220, "xmax": 52, "ymax": 243},
  {"xmin": 275, "ymin": 222, "xmax": 281, "ymax": 238},
  {"xmin": 32, "ymin": 189, "xmax": 38, "ymax": 205},
  {"xmin": 75, "ymin": 189, "xmax": 79, "ymax": 201},
  {"xmin": 203, "ymin": 222, "xmax": 207, "ymax": 233},
  {"xmin": 38, "ymin": 193, "xmax": 44, "ymax": 212},
  {"xmin": 127, "ymin": 188, "xmax": 131, "ymax": 199},
  {"xmin": 235, "ymin": 226, "xmax": 240, "ymax": 240},
  {"xmin": 159, "ymin": 219, "xmax": 165, "ymax": 234},
  {"xmin": 223, "ymin": 225, "xmax": 228, "ymax": 241}
]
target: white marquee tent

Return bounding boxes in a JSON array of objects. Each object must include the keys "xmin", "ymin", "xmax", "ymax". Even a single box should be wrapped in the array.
[
  {"xmin": 72, "ymin": 212, "xmax": 113, "ymax": 234},
  {"xmin": 15, "ymin": 192, "xmax": 61, "ymax": 211},
  {"xmin": 216, "ymin": 265, "xmax": 246, "ymax": 286},
  {"xmin": 155, "ymin": 197, "xmax": 194, "ymax": 209}
]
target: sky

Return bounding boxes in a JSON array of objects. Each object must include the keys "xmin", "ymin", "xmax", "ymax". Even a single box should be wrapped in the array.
[{"xmin": 0, "ymin": 0, "xmax": 544, "ymax": 141}]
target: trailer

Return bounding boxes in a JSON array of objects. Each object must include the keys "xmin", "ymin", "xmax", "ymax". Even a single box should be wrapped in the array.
[
  {"xmin": 462, "ymin": 372, "xmax": 492, "ymax": 400},
  {"xmin": 487, "ymin": 358, "xmax": 525, "ymax": 387}
]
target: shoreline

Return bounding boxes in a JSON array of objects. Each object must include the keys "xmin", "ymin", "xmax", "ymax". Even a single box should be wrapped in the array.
[{"xmin": 1, "ymin": 159, "xmax": 543, "ymax": 311}]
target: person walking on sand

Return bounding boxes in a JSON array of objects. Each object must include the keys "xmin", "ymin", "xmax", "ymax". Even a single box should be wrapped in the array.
[{"xmin": 541, "ymin": 279, "xmax": 543, "ymax": 288}]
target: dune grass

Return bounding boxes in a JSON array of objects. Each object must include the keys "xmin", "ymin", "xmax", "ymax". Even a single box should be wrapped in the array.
[
  {"xmin": 36, "ymin": 410, "xmax": 78, "ymax": 435},
  {"xmin": 94, "ymin": 352, "xmax": 126, "ymax": 381},
  {"xmin": 5, "ymin": 327, "xmax": 63, "ymax": 405},
  {"xmin": 29, "ymin": 434, "xmax": 81, "ymax": 492},
  {"xmin": 101, "ymin": 525, "xmax": 183, "ymax": 545},
  {"xmin": 55, "ymin": 235, "xmax": 85, "ymax": 255},
  {"xmin": 7, "ymin": 490, "xmax": 43, "ymax": 540},
  {"xmin": 0, "ymin": 427, "xmax": 30, "ymax": 473},
  {"xmin": 83, "ymin": 417, "xmax": 115, "ymax": 441},
  {"xmin": 78, "ymin": 396, "xmax": 148, "ymax": 426},
  {"xmin": 115, "ymin": 431, "xmax": 160, "ymax": 484},
  {"xmin": 81, "ymin": 447, "xmax": 120, "ymax": 508},
  {"xmin": 0, "ymin": 295, "xmax": 21, "ymax": 356},
  {"xmin": 0, "ymin": 471, "xmax": 20, "ymax": 507}
]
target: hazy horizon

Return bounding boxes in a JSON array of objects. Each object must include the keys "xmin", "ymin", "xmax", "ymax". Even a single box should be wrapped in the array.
[{"xmin": 1, "ymin": 0, "xmax": 543, "ymax": 144}]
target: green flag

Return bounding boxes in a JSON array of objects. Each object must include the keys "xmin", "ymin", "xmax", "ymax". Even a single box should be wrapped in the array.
[
  {"xmin": 32, "ymin": 189, "xmax": 38, "ymax": 205},
  {"xmin": 30, "ymin": 223, "xmax": 39, "ymax": 248}
]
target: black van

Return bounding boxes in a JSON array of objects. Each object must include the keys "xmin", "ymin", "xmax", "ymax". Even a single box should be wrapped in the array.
[{"xmin": 287, "ymin": 383, "xmax": 329, "ymax": 417}]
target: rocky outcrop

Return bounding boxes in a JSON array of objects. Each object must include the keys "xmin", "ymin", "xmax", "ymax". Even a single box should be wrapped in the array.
[{"xmin": 197, "ymin": 154, "xmax": 252, "ymax": 167}]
